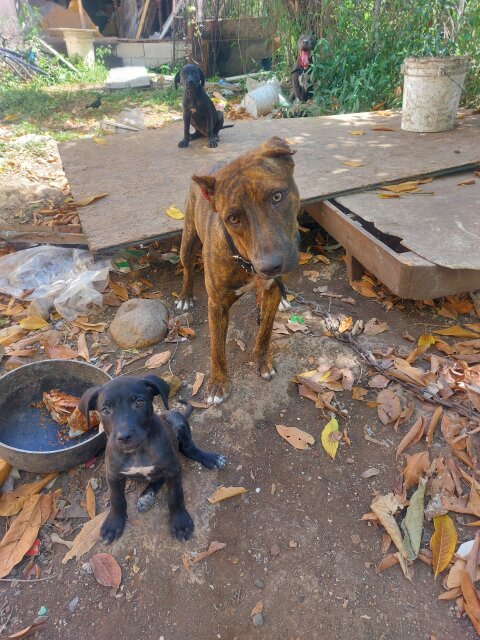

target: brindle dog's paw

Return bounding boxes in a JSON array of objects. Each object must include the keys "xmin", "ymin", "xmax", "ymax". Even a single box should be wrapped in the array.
[
  {"xmin": 201, "ymin": 451, "xmax": 227, "ymax": 470},
  {"xmin": 178, "ymin": 139, "xmax": 189, "ymax": 148},
  {"xmin": 170, "ymin": 510, "xmax": 194, "ymax": 542},
  {"xmin": 208, "ymin": 138, "xmax": 218, "ymax": 148},
  {"xmin": 136, "ymin": 488, "xmax": 156, "ymax": 512},
  {"xmin": 258, "ymin": 360, "xmax": 276, "ymax": 381},
  {"xmin": 207, "ymin": 383, "xmax": 227, "ymax": 405},
  {"xmin": 175, "ymin": 297, "xmax": 194, "ymax": 311},
  {"xmin": 278, "ymin": 297, "xmax": 292, "ymax": 311},
  {"xmin": 101, "ymin": 512, "xmax": 126, "ymax": 544}
]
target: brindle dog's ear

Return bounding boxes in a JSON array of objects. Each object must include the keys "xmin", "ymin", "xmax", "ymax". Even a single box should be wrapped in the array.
[
  {"xmin": 198, "ymin": 67, "xmax": 206, "ymax": 86},
  {"xmin": 78, "ymin": 385, "xmax": 102, "ymax": 428},
  {"xmin": 192, "ymin": 175, "xmax": 216, "ymax": 202},
  {"xmin": 261, "ymin": 137, "xmax": 297, "ymax": 157},
  {"xmin": 174, "ymin": 70, "xmax": 181, "ymax": 89},
  {"xmin": 140, "ymin": 375, "xmax": 170, "ymax": 409}
]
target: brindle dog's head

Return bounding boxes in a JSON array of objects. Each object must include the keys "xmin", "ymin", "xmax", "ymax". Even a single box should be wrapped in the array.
[{"xmin": 192, "ymin": 137, "xmax": 300, "ymax": 278}]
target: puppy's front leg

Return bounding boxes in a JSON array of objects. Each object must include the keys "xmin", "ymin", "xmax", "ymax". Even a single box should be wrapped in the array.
[
  {"xmin": 255, "ymin": 280, "xmax": 282, "ymax": 380},
  {"xmin": 206, "ymin": 108, "xmax": 218, "ymax": 148},
  {"xmin": 101, "ymin": 476, "xmax": 127, "ymax": 543},
  {"xmin": 207, "ymin": 298, "xmax": 230, "ymax": 404},
  {"xmin": 178, "ymin": 109, "xmax": 191, "ymax": 148},
  {"xmin": 166, "ymin": 473, "xmax": 194, "ymax": 542}
]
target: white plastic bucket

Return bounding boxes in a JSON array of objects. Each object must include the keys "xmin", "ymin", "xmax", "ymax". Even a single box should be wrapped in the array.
[
  {"xmin": 244, "ymin": 82, "xmax": 282, "ymax": 118},
  {"xmin": 401, "ymin": 56, "xmax": 470, "ymax": 133},
  {"xmin": 62, "ymin": 28, "xmax": 97, "ymax": 68}
]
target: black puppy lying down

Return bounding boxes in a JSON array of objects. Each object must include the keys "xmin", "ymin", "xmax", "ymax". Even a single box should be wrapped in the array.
[
  {"xmin": 174, "ymin": 63, "xmax": 233, "ymax": 149},
  {"xmin": 79, "ymin": 375, "xmax": 226, "ymax": 543}
]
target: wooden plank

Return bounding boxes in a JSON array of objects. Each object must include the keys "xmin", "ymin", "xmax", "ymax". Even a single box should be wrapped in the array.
[
  {"xmin": 58, "ymin": 111, "xmax": 480, "ymax": 252},
  {"xmin": 0, "ymin": 223, "xmax": 87, "ymax": 246},
  {"xmin": 336, "ymin": 171, "xmax": 480, "ymax": 269},
  {"xmin": 305, "ymin": 201, "xmax": 480, "ymax": 300},
  {"xmin": 135, "ymin": 0, "xmax": 151, "ymax": 39}
]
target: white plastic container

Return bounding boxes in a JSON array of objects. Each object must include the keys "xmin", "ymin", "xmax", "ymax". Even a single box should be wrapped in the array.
[
  {"xmin": 401, "ymin": 56, "xmax": 470, "ymax": 133},
  {"xmin": 61, "ymin": 28, "xmax": 97, "ymax": 68},
  {"xmin": 244, "ymin": 82, "xmax": 282, "ymax": 118}
]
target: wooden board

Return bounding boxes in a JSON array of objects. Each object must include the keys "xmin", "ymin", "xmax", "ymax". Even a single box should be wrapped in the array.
[
  {"xmin": 58, "ymin": 111, "xmax": 480, "ymax": 252},
  {"xmin": 336, "ymin": 171, "xmax": 480, "ymax": 270}
]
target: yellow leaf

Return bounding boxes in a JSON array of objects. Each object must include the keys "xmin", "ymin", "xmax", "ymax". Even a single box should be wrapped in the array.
[
  {"xmin": 62, "ymin": 511, "xmax": 108, "ymax": 563},
  {"xmin": 457, "ymin": 179, "xmax": 476, "ymax": 186},
  {"xmin": 433, "ymin": 326, "xmax": 480, "ymax": 338},
  {"xmin": 207, "ymin": 486, "xmax": 247, "ymax": 504},
  {"xmin": 350, "ymin": 279, "xmax": 379, "ymax": 299},
  {"xmin": 144, "ymin": 351, "xmax": 171, "ymax": 369},
  {"xmin": 321, "ymin": 418, "xmax": 340, "ymax": 459},
  {"xmin": 160, "ymin": 372, "xmax": 182, "ymax": 397},
  {"xmin": 0, "ymin": 473, "xmax": 58, "ymax": 517},
  {"xmin": 166, "ymin": 206, "xmax": 185, "ymax": 220},
  {"xmin": 298, "ymin": 252, "xmax": 313, "ymax": 265},
  {"xmin": 418, "ymin": 333, "xmax": 435, "ymax": 346},
  {"xmin": 338, "ymin": 316, "xmax": 353, "ymax": 334},
  {"xmin": 341, "ymin": 160, "xmax": 364, "ymax": 167},
  {"xmin": 0, "ymin": 459, "xmax": 11, "ymax": 487},
  {"xmin": 276, "ymin": 424, "xmax": 315, "ymax": 450},
  {"xmin": 19, "ymin": 316, "xmax": 48, "ymax": 330},
  {"xmin": 75, "ymin": 193, "xmax": 108, "ymax": 207},
  {"xmin": 92, "ymin": 137, "xmax": 107, "ymax": 145},
  {"xmin": 192, "ymin": 371, "xmax": 205, "ymax": 396},
  {"xmin": 379, "ymin": 192, "xmax": 401, "ymax": 198},
  {"xmin": 430, "ymin": 515, "xmax": 458, "ymax": 578},
  {"xmin": 348, "ymin": 130, "xmax": 365, "ymax": 136},
  {"xmin": 381, "ymin": 181, "xmax": 422, "ymax": 193}
]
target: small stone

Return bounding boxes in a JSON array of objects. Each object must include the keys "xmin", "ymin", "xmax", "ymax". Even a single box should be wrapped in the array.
[
  {"xmin": 81, "ymin": 562, "xmax": 93, "ymax": 574},
  {"xmin": 109, "ymin": 298, "xmax": 168, "ymax": 349},
  {"xmin": 289, "ymin": 540, "xmax": 298, "ymax": 548},
  {"xmin": 351, "ymin": 534, "xmax": 361, "ymax": 545},
  {"xmin": 254, "ymin": 579, "xmax": 265, "ymax": 589},
  {"xmin": 252, "ymin": 613, "xmax": 264, "ymax": 627},
  {"xmin": 174, "ymin": 312, "xmax": 193, "ymax": 326},
  {"xmin": 68, "ymin": 597, "xmax": 79, "ymax": 613},
  {"xmin": 27, "ymin": 298, "xmax": 53, "ymax": 320},
  {"xmin": 270, "ymin": 544, "xmax": 280, "ymax": 557}
]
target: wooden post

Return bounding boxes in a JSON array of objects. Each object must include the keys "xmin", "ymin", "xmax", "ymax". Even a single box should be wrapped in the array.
[{"xmin": 136, "ymin": 0, "xmax": 151, "ymax": 39}]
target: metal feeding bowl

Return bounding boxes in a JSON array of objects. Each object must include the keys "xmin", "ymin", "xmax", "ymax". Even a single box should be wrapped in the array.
[{"xmin": 0, "ymin": 360, "xmax": 110, "ymax": 473}]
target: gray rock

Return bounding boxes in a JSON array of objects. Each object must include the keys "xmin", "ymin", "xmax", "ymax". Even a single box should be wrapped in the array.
[
  {"xmin": 254, "ymin": 579, "xmax": 265, "ymax": 589},
  {"xmin": 27, "ymin": 297, "xmax": 53, "ymax": 320},
  {"xmin": 252, "ymin": 613, "xmax": 264, "ymax": 627},
  {"xmin": 68, "ymin": 596, "xmax": 79, "ymax": 613},
  {"xmin": 109, "ymin": 298, "xmax": 168, "ymax": 350}
]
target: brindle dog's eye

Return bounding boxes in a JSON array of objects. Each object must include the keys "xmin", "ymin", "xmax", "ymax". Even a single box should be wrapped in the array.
[
  {"xmin": 101, "ymin": 406, "xmax": 111, "ymax": 416},
  {"xmin": 272, "ymin": 191, "xmax": 284, "ymax": 205},
  {"xmin": 227, "ymin": 214, "xmax": 239, "ymax": 225},
  {"xmin": 135, "ymin": 399, "xmax": 145, "ymax": 408}
]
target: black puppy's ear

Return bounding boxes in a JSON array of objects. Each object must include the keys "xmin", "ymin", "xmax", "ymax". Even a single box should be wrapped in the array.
[
  {"xmin": 78, "ymin": 385, "xmax": 101, "ymax": 428},
  {"xmin": 199, "ymin": 67, "xmax": 206, "ymax": 86},
  {"xmin": 140, "ymin": 375, "xmax": 170, "ymax": 409},
  {"xmin": 174, "ymin": 70, "xmax": 181, "ymax": 89}
]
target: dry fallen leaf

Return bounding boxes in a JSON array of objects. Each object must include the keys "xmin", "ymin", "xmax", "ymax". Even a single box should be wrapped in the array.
[
  {"xmin": 350, "ymin": 279, "xmax": 379, "ymax": 299},
  {"xmin": 375, "ymin": 553, "xmax": 400, "ymax": 573},
  {"xmin": 371, "ymin": 493, "xmax": 409, "ymax": 566},
  {"xmin": 377, "ymin": 389, "xmax": 402, "ymax": 425},
  {"xmin": 361, "ymin": 467, "xmax": 380, "ymax": 479},
  {"xmin": 1, "ymin": 618, "xmax": 48, "ymax": 638},
  {"xmin": 396, "ymin": 416, "xmax": 424, "ymax": 458},
  {"xmin": 192, "ymin": 372, "xmax": 205, "ymax": 397},
  {"xmin": 431, "ymin": 514, "xmax": 458, "ymax": 578},
  {"xmin": 321, "ymin": 417, "xmax": 340, "ymax": 459},
  {"xmin": 425, "ymin": 406, "xmax": 443, "ymax": 447},
  {"xmin": 401, "ymin": 479, "xmax": 426, "ymax": 560},
  {"xmin": 457, "ymin": 179, "xmax": 476, "ymax": 186},
  {"xmin": 393, "ymin": 357, "xmax": 426, "ymax": 386},
  {"xmin": 352, "ymin": 386, "xmax": 368, "ymax": 400},
  {"xmin": 341, "ymin": 160, "xmax": 364, "ymax": 167},
  {"xmin": 144, "ymin": 351, "xmax": 171, "ymax": 369},
  {"xmin": 77, "ymin": 332, "xmax": 90, "ymax": 363},
  {"xmin": 368, "ymin": 375, "xmax": 390, "ymax": 389},
  {"xmin": 109, "ymin": 281, "xmax": 129, "ymax": 301},
  {"xmin": 90, "ymin": 552, "xmax": 122, "ymax": 590},
  {"xmin": 251, "ymin": 600, "xmax": 264, "ymax": 616},
  {"xmin": 207, "ymin": 486, "xmax": 247, "ymax": 504},
  {"xmin": 72, "ymin": 319, "xmax": 106, "ymax": 332},
  {"xmin": 338, "ymin": 317, "xmax": 353, "ymax": 334},
  {"xmin": 0, "ymin": 493, "xmax": 52, "ymax": 578},
  {"xmin": 348, "ymin": 130, "xmax": 365, "ymax": 136},
  {"xmin": 93, "ymin": 137, "xmax": 107, "ymax": 145},
  {"xmin": 75, "ymin": 193, "xmax": 108, "ymax": 207},
  {"xmin": 403, "ymin": 451, "xmax": 430, "ymax": 491},
  {"xmin": 160, "ymin": 372, "xmax": 182, "ymax": 398},
  {"xmin": 86, "ymin": 480, "xmax": 96, "ymax": 519},
  {"xmin": 62, "ymin": 511, "xmax": 108, "ymax": 563},
  {"xmin": 0, "ymin": 473, "xmax": 57, "ymax": 517},
  {"xmin": 433, "ymin": 326, "xmax": 480, "ymax": 339},
  {"xmin": 166, "ymin": 206, "xmax": 185, "ymax": 220},
  {"xmin": 461, "ymin": 570, "xmax": 480, "ymax": 633},
  {"xmin": 363, "ymin": 318, "xmax": 389, "ymax": 336},
  {"xmin": 276, "ymin": 425, "xmax": 315, "ymax": 450},
  {"xmin": 0, "ymin": 459, "xmax": 12, "ymax": 487},
  {"xmin": 42, "ymin": 342, "xmax": 79, "ymax": 360},
  {"xmin": 19, "ymin": 316, "xmax": 48, "ymax": 330}
]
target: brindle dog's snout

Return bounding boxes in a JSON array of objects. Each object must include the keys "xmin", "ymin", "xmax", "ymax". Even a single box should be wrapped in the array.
[{"xmin": 257, "ymin": 255, "xmax": 284, "ymax": 278}]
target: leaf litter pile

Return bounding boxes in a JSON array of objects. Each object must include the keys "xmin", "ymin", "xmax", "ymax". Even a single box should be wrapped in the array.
[{"xmin": 288, "ymin": 282, "xmax": 480, "ymax": 634}]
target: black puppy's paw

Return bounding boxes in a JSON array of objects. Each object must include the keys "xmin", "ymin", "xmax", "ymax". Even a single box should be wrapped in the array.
[
  {"xmin": 207, "ymin": 138, "xmax": 218, "ymax": 148},
  {"xmin": 101, "ymin": 512, "xmax": 127, "ymax": 544},
  {"xmin": 200, "ymin": 451, "xmax": 227, "ymax": 470},
  {"xmin": 178, "ymin": 139, "xmax": 189, "ymax": 148},
  {"xmin": 170, "ymin": 509, "xmax": 194, "ymax": 542},
  {"xmin": 136, "ymin": 489, "xmax": 156, "ymax": 512}
]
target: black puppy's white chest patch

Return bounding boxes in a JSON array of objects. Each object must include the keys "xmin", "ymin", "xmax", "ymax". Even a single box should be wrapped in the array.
[{"xmin": 121, "ymin": 465, "xmax": 156, "ymax": 478}]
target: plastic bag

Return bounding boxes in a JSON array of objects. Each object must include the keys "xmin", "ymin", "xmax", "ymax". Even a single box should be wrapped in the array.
[{"xmin": 0, "ymin": 246, "xmax": 110, "ymax": 321}]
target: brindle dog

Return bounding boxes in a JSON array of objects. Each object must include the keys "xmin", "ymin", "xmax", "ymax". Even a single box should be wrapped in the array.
[{"xmin": 176, "ymin": 137, "xmax": 300, "ymax": 405}]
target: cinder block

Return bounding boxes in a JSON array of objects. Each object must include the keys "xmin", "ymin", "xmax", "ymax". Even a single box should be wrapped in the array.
[
  {"xmin": 143, "ymin": 41, "xmax": 173, "ymax": 58},
  {"xmin": 116, "ymin": 42, "xmax": 144, "ymax": 58}
]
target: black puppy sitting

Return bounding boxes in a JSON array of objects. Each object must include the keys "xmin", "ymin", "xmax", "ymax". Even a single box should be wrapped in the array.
[
  {"xmin": 79, "ymin": 375, "xmax": 226, "ymax": 544},
  {"xmin": 291, "ymin": 34, "xmax": 317, "ymax": 102},
  {"xmin": 174, "ymin": 63, "xmax": 232, "ymax": 149}
]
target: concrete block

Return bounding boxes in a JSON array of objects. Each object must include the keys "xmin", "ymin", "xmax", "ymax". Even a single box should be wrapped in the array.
[
  {"xmin": 143, "ymin": 41, "xmax": 173, "ymax": 58},
  {"xmin": 105, "ymin": 66, "xmax": 150, "ymax": 89},
  {"xmin": 129, "ymin": 57, "xmax": 168, "ymax": 68},
  {"xmin": 116, "ymin": 42, "xmax": 144, "ymax": 58}
]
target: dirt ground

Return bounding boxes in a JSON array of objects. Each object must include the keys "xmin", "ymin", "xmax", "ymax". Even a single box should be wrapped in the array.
[{"xmin": 0, "ymin": 249, "xmax": 477, "ymax": 640}]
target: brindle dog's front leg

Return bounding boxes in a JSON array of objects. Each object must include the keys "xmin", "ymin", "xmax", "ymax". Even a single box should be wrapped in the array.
[
  {"xmin": 207, "ymin": 298, "xmax": 230, "ymax": 404},
  {"xmin": 255, "ymin": 281, "xmax": 282, "ymax": 380}
]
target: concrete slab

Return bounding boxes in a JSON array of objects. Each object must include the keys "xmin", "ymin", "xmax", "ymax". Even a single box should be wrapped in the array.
[{"xmin": 105, "ymin": 66, "xmax": 150, "ymax": 89}]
